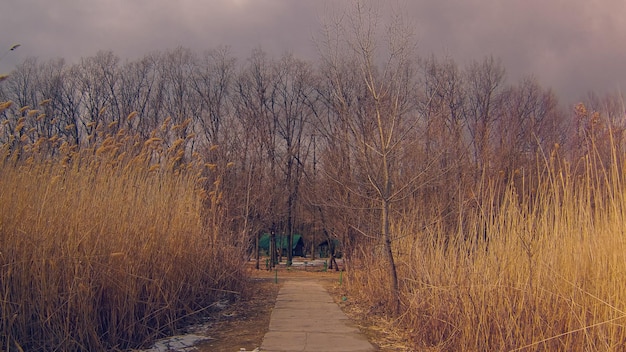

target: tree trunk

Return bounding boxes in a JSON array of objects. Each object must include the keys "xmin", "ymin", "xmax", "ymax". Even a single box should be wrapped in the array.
[
  {"xmin": 311, "ymin": 226, "xmax": 316, "ymax": 260},
  {"xmin": 255, "ymin": 231, "xmax": 260, "ymax": 270},
  {"xmin": 382, "ymin": 196, "xmax": 400, "ymax": 314}
]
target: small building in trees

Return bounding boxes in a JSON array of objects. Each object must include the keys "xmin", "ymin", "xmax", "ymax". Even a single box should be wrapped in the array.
[
  {"xmin": 259, "ymin": 233, "xmax": 305, "ymax": 257},
  {"xmin": 317, "ymin": 238, "xmax": 342, "ymax": 258}
]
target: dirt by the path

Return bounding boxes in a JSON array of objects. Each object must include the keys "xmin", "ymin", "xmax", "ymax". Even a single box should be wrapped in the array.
[{"xmin": 194, "ymin": 274, "xmax": 278, "ymax": 352}]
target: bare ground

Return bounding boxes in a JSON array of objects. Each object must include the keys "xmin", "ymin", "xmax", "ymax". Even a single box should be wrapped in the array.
[{"xmin": 194, "ymin": 273, "xmax": 279, "ymax": 352}]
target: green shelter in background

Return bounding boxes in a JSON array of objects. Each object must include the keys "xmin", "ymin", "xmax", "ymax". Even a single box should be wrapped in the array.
[{"xmin": 259, "ymin": 233, "xmax": 305, "ymax": 257}]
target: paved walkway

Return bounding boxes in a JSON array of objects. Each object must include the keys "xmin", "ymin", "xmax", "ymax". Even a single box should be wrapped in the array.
[{"xmin": 260, "ymin": 279, "xmax": 376, "ymax": 352}]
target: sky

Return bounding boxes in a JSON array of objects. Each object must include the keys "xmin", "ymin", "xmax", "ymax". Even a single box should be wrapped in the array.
[{"xmin": 1, "ymin": 0, "xmax": 625, "ymax": 104}]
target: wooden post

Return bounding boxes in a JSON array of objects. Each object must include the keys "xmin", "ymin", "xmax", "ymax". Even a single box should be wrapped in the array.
[{"xmin": 270, "ymin": 230, "xmax": 276, "ymax": 269}]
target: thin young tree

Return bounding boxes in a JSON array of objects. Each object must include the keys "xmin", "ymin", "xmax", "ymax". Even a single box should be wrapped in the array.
[{"xmin": 317, "ymin": 1, "xmax": 424, "ymax": 313}]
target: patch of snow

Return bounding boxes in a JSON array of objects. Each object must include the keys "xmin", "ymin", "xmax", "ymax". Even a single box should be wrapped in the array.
[
  {"xmin": 134, "ymin": 301, "xmax": 232, "ymax": 351},
  {"xmin": 138, "ymin": 333, "xmax": 212, "ymax": 352},
  {"xmin": 213, "ymin": 299, "xmax": 229, "ymax": 310}
]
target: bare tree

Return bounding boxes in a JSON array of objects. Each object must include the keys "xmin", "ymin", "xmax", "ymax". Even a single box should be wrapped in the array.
[
  {"xmin": 72, "ymin": 51, "xmax": 121, "ymax": 144},
  {"xmin": 418, "ymin": 55, "xmax": 471, "ymax": 237},
  {"xmin": 317, "ymin": 1, "xmax": 423, "ymax": 313},
  {"xmin": 190, "ymin": 46, "xmax": 236, "ymax": 148},
  {"xmin": 116, "ymin": 54, "xmax": 161, "ymax": 136},
  {"xmin": 0, "ymin": 58, "xmax": 44, "ymax": 145},
  {"xmin": 271, "ymin": 53, "xmax": 317, "ymax": 266},
  {"xmin": 0, "ymin": 58, "xmax": 82, "ymax": 148},
  {"xmin": 37, "ymin": 58, "xmax": 82, "ymax": 145},
  {"xmin": 463, "ymin": 56, "xmax": 506, "ymax": 183},
  {"xmin": 496, "ymin": 77, "xmax": 563, "ymax": 174},
  {"xmin": 233, "ymin": 48, "xmax": 283, "ymax": 267}
]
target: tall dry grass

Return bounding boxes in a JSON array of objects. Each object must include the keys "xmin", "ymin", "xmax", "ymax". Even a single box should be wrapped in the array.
[
  {"xmin": 0, "ymin": 106, "xmax": 246, "ymax": 351},
  {"xmin": 345, "ymin": 142, "xmax": 626, "ymax": 350}
]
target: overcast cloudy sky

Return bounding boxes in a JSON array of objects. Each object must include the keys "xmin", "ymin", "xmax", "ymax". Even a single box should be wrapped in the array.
[{"xmin": 1, "ymin": 0, "xmax": 625, "ymax": 104}]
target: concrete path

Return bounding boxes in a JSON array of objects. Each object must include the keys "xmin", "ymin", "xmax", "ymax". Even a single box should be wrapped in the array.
[{"xmin": 260, "ymin": 279, "xmax": 376, "ymax": 352}]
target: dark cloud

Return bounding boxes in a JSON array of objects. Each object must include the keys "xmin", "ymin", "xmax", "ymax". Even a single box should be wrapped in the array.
[
  {"xmin": 407, "ymin": 0, "xmax": 626, "ymax": 101},
  {"xmin": 1, "ymin": 0, "xmax": 625, "ymax": 102}
]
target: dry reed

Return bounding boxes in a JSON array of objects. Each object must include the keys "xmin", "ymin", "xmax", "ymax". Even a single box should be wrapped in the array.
[
  {"xmin": 0, "ymin": 109, "xmax": 247, "ymax": 351},
  {"xmin": 344, "ymin": 141, "xmax": 626, "ymax": 351}
]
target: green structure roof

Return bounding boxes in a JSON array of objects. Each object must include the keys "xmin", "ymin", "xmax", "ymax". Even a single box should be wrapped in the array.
[{"xmin": 259, "ymin": 233, "xmax": 302, "ymax": 250}]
